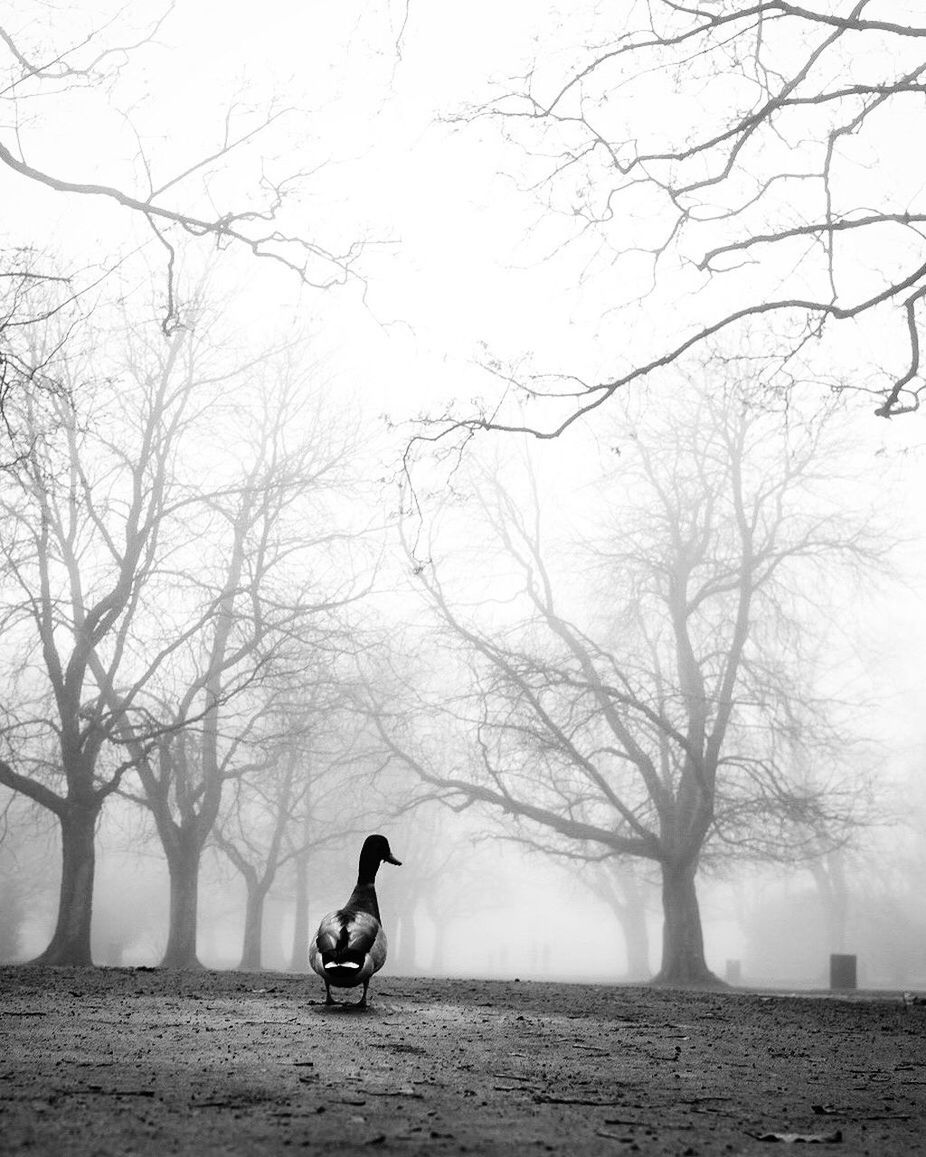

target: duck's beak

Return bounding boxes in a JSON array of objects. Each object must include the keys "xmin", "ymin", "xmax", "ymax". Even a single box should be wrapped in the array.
[{"xmin": 385, "ymin": 852, "xmax": 402, "ymax": 866}]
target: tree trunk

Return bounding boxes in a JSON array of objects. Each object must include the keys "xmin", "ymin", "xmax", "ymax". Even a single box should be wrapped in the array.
[
  {"xmin": 289, "ymin": 846, "xmax": 309, "ymax": 972},
  {"xmin": 0, "ymin": 875, "xmax": 26, "ymax": 962},
  {"xmin": 391, "ymin": 908, "xmax": 418, "ymax": 975},
  {"xmin": 239, "ymin": 887, "xmax": 265, "ymax": 971},
  {"xmin": 652, "ymin": 859, "xmax": 720, "ymax": 987},
  {"xmin": 614, "ymin": 886, "xmax": 651, "ymax": 981},
  {"xmin": 430, "ymin": 911, "xmax": 447, "ymax": 975},
  {"xmin": 400, "ymin": 908, "xmax": 417, "ymax": 975},
  {"xmin": 161, "ymin": 834, "xmax": 203, "ymax": 969},
  {"xmin": 32, "ymin": 802, "xmax": 98, "ymax": 966}
]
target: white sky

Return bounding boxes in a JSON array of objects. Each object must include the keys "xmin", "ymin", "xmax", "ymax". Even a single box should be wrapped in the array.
[{"xmin": 2, "ymin": 1, "xmax": 628, "ymax": 410}]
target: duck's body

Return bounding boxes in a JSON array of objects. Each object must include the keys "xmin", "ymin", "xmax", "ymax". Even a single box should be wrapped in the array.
[{"xmin": 309, "ymin": 834, "xmax": 401, "ymax": 1008}]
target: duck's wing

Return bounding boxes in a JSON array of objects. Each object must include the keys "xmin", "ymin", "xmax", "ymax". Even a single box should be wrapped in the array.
[
  {"xmin": 308, "ymin": 915, "xmax": 335, "ymax": 979},
  {"xmin": 347, "ymin": 919, "xmax": 387, "ymax": 981},
  {"xmin": 310, "ymin": 908, "xmax": 388, "ymax": 984},
  {"xmin": 312, "ymin": 909, "xmax": 349, "ymax": 955},
  {"xmin": 366, "ymin": 923, "xmax": 388, "ymax": 977}
]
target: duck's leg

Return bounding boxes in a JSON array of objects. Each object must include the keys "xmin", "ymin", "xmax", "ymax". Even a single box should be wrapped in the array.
[
  {"xmin": 357, "ymin": 979, "xmax": 370, "ymax": 1008},
  {"xmin": 324, "ymin": 980, "xmax": 338, "ymax": 1006}
]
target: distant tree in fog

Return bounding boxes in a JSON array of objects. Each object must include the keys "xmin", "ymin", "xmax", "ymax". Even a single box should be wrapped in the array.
[
  {"xmin": 583, "ymin": 861, "xmax": 652, "ymax": 981},
  {"xmin": 383, "ymin": 805, "xmax": 475, "ymax": 977},
  {"xmin": 106, "ymin": 358, "xmax": 370, "ymax": 970},
  {"xmin": 212, "ymin": 694, "xmax": 380, "ymax": 973},
  {"xmin": 0, "ymin": 791, "xmax": 57, "ymax": 961},
  {"xmin": 213, "ymin": 739, "xmax": 305, "ymax": 972},
  {"xmin": 500, "ymin": 831, "xmax": 655, "ymax": 981},
  {"xmin": 0, "ymin": 300, "xmax": 372, "ymax": 966},
  {"xmin": 797, "ymin": 764, "xmax": 926, "ymax": 985},
  {"xmin": 372, "ymin": 379, "xmax": 886, "ymax": 985},
  {"xmin": 807, "ymin": 848, "xmax": 850, "ymax": 956},
  {"xmin": 0, "ymin": 315, "xmax": 219, "ymax": 965}
]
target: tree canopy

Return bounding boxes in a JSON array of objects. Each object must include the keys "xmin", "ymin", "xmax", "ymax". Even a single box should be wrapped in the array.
[
  {"xmin": 435, "ymin": 0, "xmax": 926, "ymax": 440},
  {"xmin": 372, "ymin": 379, "xmax": 886, "ymax": 982}
]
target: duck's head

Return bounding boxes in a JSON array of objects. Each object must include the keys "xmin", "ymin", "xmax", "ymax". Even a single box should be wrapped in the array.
[{"xmin": 360, "ymin": 833, "xmax": 402, "ymax": 872}]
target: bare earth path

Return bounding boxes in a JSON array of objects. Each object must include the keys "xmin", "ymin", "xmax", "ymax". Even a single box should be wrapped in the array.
[{"xmin": 1, "ymin": 968, "xmax": 924, "ymax": 1155}]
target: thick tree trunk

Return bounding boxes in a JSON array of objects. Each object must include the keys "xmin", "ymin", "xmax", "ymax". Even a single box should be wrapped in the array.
[
  {"xmin": 161, "ymin": 835, "xmax": 203, "ymax": 969},
  {"xmin": 32, "ymin": 802, "xmax": 98, "ymax": 966},
  {"xmin": 289, "ymin": 847, "xmax": 309, "ymax": 972},
  {"xmin": 652, "ymin": 859, "xmax": 720, "ymax": 987},
  {"xmin": 239, "ymin": 888, "xmax": 265, "ymax": 971}
]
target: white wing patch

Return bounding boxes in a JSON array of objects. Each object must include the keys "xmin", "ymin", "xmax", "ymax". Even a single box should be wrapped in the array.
[{"xmin": 325, "ymin": 961, "xmax": 360, "ymax": 970}]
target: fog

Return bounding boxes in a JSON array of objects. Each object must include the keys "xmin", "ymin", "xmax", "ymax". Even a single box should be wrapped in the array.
[
  {"xmin": 5, "ymin": 775, "xmax": 926, "ymax": 988},
  {"xmin": 2, "ymin": 2, "xmax": 926, "ymax": 994}
]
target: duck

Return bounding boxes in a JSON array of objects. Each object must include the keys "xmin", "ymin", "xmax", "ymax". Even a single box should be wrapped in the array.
[{"xmin": 308, "ymin": 834, "xmax": 401, "ymax": 1008}]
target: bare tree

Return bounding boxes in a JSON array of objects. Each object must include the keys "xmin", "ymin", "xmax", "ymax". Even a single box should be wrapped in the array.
[
  {"xmin": 0, "ymin": 253, "xmax": 78, "ymax": 463},
  {"xmin": 0, "ymin": 317, "xmax": 212, "ymax": 963},
  {"xmin": 491, "ymin": 829, "xmax": 656, "ymax": 980},
  {"xmin": 384, "ymin": 804, "xmax": 461, "ymax": 977},
  {"xmin": 433, "ymin": 0, "xmax": 926, "ymax": 442},
  {"xmin": 0, "ymin": 787, "xmax": 58, "ymax": 961},
  {"xmin": 109, "ymin": 361, "xmax": 371, "ymax": 969},
  {"xmin": 0, "ymin": 291, "xmax": 373, "ymax": 966},
  {"xmin": 213, "ymin": 740, "xmax": 303, "ymax": 972},
  {"xmin": 0, "ymin": 3, "xmax": 364, "ymax": 438},
  {"xmin": 213, "ymin": 697, "xmax": 375, "ymax": 973},
  {"xmin": 373, "ymin": 381, "xmax": 884, "ymax": 984}
]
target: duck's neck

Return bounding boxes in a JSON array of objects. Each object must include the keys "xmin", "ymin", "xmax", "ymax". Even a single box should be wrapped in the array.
[
  {"xmin": 357, "ymin": 848, "xmax": 382, "ymax": 888},
  {"xmin": 346, "ymin": 848, "xmax": 384, "ymax": 920},
  {"xmin": 346, "ymin": 881, "xmax": 381, "ymax": 922}
]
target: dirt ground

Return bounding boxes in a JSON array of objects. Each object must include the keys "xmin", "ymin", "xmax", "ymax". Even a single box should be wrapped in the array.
[{"xmin": 1, "ymin": 967, "xmax": 924, "ymax": 1156}]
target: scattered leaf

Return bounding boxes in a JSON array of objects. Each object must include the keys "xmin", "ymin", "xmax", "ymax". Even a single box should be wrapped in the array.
[{"xmin": 752, "ymin": 1128, "xmax": 843, "ymax": 1143}]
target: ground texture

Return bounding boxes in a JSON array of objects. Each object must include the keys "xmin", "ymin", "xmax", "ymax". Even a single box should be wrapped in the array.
[{"xmin": 1, "ymin": 967, "xmax": 924, "ymax": 1155}]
